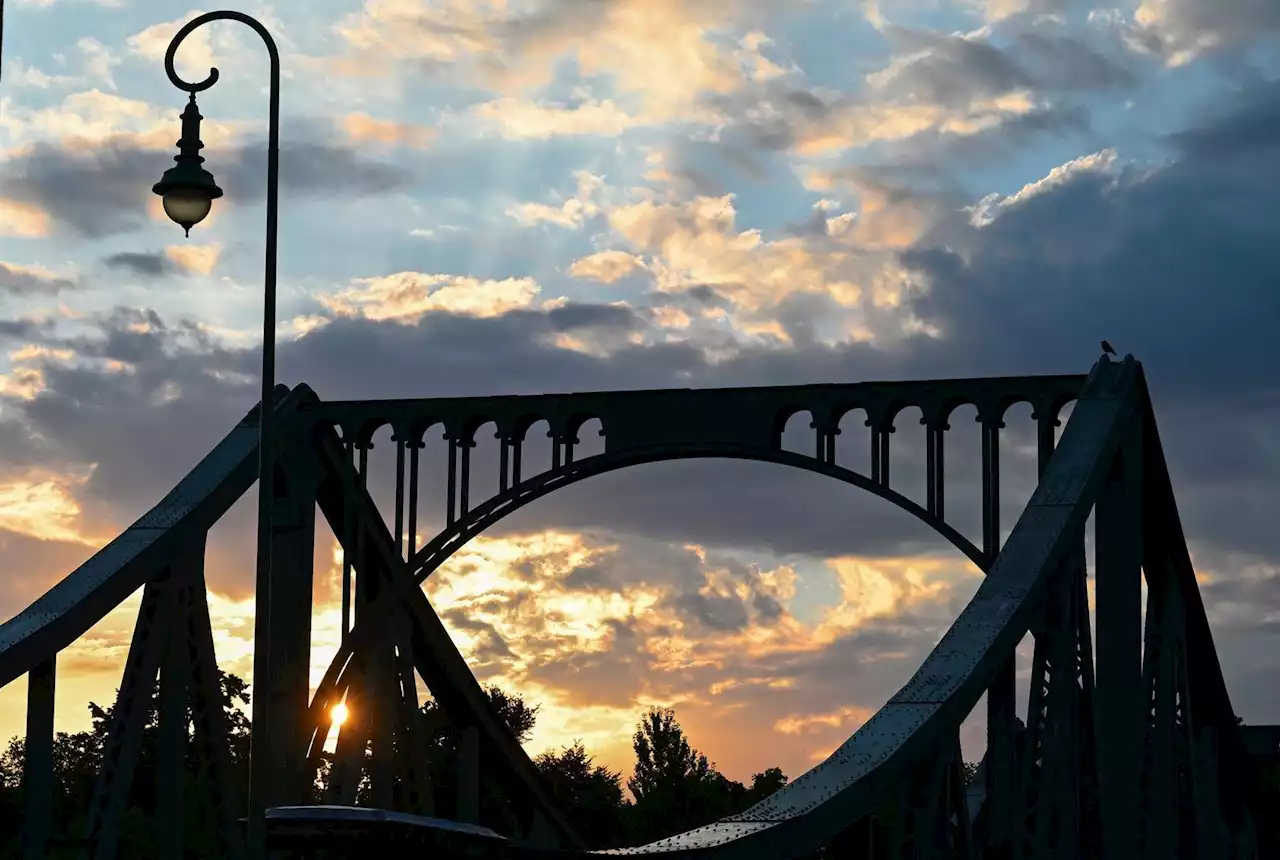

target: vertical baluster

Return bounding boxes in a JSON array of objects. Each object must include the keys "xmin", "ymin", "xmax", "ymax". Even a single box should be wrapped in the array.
[
  {"xmin": 934, "ymin": 421, "xmax": 947, "ymax": 519},
  {"xmin": 459, "ymin": 437, "xmax": 472, "ymax": 518},
  {"xmin": 394, "ymin": 431, "xmax": 406, "ymax": 558},
  {"xmin": 980, "ymin": 414, "xmax": 1002, "ymax": 559},
  {"xmin": 446, "ymin": 434, "xmax": 458, "ymax": 528},
  {"xmin": 407, "ymin": 436, "xmax": 421, "ymax": 558},
  {"xmin": 869, "ymin": 416, "xmax": 882, "ymax": 484},
  {"xmin": 341, "ymin": 435, "xmax": 354, "ymax": 641},
  {"xmin": 925, "ymin": 417, "xmax": 938, "ymax": 517},
  {"xmin": 498, "ymin": 432, "xmax": 510, "ymax": 493}
]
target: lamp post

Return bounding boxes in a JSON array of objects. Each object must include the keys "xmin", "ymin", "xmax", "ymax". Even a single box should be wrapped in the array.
[{"xmin": 153, "ymin": 11, "xmax": 280, "ymax": 858}]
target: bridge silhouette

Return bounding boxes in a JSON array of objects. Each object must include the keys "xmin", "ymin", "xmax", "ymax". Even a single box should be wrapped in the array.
[{"xmin": 1, "ymin": 355, "xmax": 1275, "ymax": 858}]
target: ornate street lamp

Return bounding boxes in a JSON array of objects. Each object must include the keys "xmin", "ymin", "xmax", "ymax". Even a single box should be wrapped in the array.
[
  {"xmin": 152, "ymin": 94, "xmax": 224, "ymax": 237},
  {"xmin": 153, "ymin": 10, "xmax": 280, "ymax": 859}
]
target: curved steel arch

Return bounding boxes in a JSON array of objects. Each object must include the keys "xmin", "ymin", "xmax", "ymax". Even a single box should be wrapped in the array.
[
  {"xmin": 305, "ymin": 442, "xmax": 988, "ymax": 770},
  {"xmin": 406, "ymin": 443, "xmax": 989, "ymax": 584}
]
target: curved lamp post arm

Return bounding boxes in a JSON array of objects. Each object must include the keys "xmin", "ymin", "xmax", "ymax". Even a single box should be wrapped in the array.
[{"xmin": 163, "ymin": 12, "xmax": 280, "ymax": 860}]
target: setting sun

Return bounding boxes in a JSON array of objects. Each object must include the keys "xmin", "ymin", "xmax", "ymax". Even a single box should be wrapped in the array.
[{"xmin": 331, "ymin": 702, "xmax": 350, "ymax": 726}]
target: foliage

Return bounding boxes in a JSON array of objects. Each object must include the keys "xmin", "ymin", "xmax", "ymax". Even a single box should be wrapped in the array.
[
  {"xmin": 0, "ymin": 670, "xmax": 252, "ymax": 859},
  {"xmin": 623, "ymin": 706, "xmax": 787, "ymax": 844},
  {"xmin": 534, "ymin": 741, "xmax": 626, "ymax": 847}
]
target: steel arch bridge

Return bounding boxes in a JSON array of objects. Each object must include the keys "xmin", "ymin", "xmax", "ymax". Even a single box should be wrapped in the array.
[{"xmin": 0, "ymin": 356, "xmax": 1275, "ymax": 859}]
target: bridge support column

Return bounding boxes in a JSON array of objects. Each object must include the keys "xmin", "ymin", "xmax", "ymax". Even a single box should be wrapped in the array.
[
  {"xmin": 87, "ymin": 576, "xmax": 176, "ymax": 860},
  {"xmin": 22, "ymin": 656, "xmax": 55, "ymax": 860},
  {"xmin": 157, "ymin": 583, "xmax": 191, "ymax": 860},
  {"xmin": 1095, "ymin": 420, "xmax": 1143, "ymax": 860},
  {"xmin": 981, "ymin": 413, "xmax": 1016, "ymax": 856},
  {"xmin": 266, "ymin": 446, "xmax": 320, "ymax": 807}
]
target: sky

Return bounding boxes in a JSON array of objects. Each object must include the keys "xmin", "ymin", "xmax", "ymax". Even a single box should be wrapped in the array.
[{"xmin": 0, "ymin": 0, "xmax": 1278, "ymax": 791}]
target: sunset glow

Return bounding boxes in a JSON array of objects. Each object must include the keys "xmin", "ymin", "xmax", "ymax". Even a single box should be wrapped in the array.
[{"xmin": 331, "ymin": 702, "xmax": 350, "ymax": 726}]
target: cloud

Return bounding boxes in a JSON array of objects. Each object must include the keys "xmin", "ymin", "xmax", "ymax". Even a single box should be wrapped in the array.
[
  {"xmin": 75, "ymin": 38, "xmax": 122, "ymax": 91},
  {"xmin": 594, "ymin": 192, "xmax": 936, "ymax": 342},
  {"xmin": 569, "ymin": 250, "xmax": 646, "ymax": 284},
  {"xmin": 700, "ymin": 75, "xmax": 1046, "ymax": 160},
  {"xmin": 0, "ymin": 474, "xmax": 102, "ymax": 546},
  {"xmin": 506, "ymin": 170, "xmax": 604, "ymax": 228},
  {"xmin": 164, "ymin": 243, "xmax": 222, "ymax": 276},
  {"xmin": 3, "ymin": 60, "xmax": 81, "ymax": 90},
  {"xmin": 0, "ymin": 134, "xmax": 415, "ymax": 238},
  {"xmin": 868, "ymin": 26, "xmax": 1135, "ymax": 107},
  {"xmin": 341, "ymin": 112, "xmax": 437, "ymax": 148},
  {"xmin": 471, "ymin": 98, "xmax": 642, "ymax": 139},
  {"xmin": 0, "ymin": 262, "xmax": 78, "ymax": 296},
  {"xmin": 102, "ymin": 244, "xmax": 220, "ymax": 279},
  {"xmin": 0, "ymin": 199, "xmax": 51, "ymax": 238},
  {"xmin": 896, "ymin": 80, "xmax": 1280, "ymax": 565},
  {"xmin": 689, "ymin": 21, "xmax": 1134, "ymax": 171},
  {"xmin": 412, "ymin": 529, "xmax": 975, "ymax": 777},
  {"xmin": 334, "ymin": 0, "xmax": 776, "ymax": 125},
  {"xmin": 102, "ymin": 251, "xmax": 180, "ymax": 278},
  {"xmin": 966, "ymin": 148, "xmax": 1118, "ymax": 226},
  {"xmin": 1116, "ymin": 0, "xmax": 1280, "ymax": 65},
  {"xmin": 320, "ymin": 272, "xmax": 542, "ymax": 321}
]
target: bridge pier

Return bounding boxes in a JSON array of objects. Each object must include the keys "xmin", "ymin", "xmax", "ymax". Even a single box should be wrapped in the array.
[
  {"xmin": 1095, "ymin": 418, "xmax": 1143, "ymax": 859},
  {"xmin": 157, "ymin": 593, "xmax": 190, "ymax": 860},
  {"xmin": 21, "ymin": 656, "xmax": 55, "ymax": 860},
  {"xmin": 266, "ymin": 444, "xmax": 321, "ymax": 807}
]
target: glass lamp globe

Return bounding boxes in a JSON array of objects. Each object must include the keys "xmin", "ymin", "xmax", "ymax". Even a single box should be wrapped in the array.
[{"xmin": 161, "ymin": 186, "xmax": 216, "ymax": 236}]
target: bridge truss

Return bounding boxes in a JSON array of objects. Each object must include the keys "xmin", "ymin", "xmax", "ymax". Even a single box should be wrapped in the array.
[{"xmin": 0, "ymin": 356, "xmax": 1270, "ymax": 858}]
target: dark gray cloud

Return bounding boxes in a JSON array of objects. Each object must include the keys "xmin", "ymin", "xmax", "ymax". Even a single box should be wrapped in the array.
[
  {"xmin": 1171, "ymin": 83, "xmax": 1280, "ymax": 159},
  {"xmin": 0, "ymin": 318, "xmax": 55, "ymax": 340},
  {"xmin": 900, "ymin": 77, "xmax": 1280, "ymax": 560},
  {"xmin": 0, "ymin": 134, "xmax": 416, "ymax": 239},
  {"xmin": 1117, "ymin": 0, "xmax": 1280, "ymax": 62},
  {"xmin": 102, "ymin": 251, "xmax": 181, "ymax": 278},
  {"xmin": 872, "ymin": 26, "xmax": 1137, "ymax": 107},
  {"xmin": 875, "ymin": 26, "xmax": 1034, "ymax": 107},
  {"xmin": 0, "ymin": 262, "xmax": 77, "ymax": 296},
  {"xmin": 546, "ymin": 302, "xmax": 644, "ymax": 332},
  {"xmin": 697, "ymin": 22, "xmax": 1134, "ymax": 173}
]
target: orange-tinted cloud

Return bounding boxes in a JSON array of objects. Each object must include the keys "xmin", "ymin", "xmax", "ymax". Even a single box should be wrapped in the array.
[
  {"xmin": 0, "ymin": 199, "xmax": 51, "ymax": 238},
  {"xmin": 342, "ymin": 112, "xmax": 436, "ymax": 148},
  {"xmin": 164, "ymin": 242, "xmax": 222, "ymax": 275},
  {"xmin": 320, "ymin": 271, "xmax": 541, "ymax": 321},
  {"xmin": 0, "ymin": 474, "xmax": 101, "ymax": 546}
]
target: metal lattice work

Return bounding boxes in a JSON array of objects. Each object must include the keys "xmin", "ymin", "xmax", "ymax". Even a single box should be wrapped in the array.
[{"xmin": 0, "ymin": 357, "xmax": 1272, "ymax": 860}]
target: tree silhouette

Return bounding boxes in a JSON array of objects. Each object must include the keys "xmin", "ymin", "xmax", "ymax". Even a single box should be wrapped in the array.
[
  {"xmin": 744, "ymin": 766, "xmax": 788, "ymax": 806},
  {"xmin": 628, "ymin": 707, "xmax": 732, "ymax": 842},
  {"xmin": 534, "ymin": 741, "xmax": 625, "ymax": 847},
  {"xmin": 0, "ymin": 670, "xmax": 251, "ymax": 859}
]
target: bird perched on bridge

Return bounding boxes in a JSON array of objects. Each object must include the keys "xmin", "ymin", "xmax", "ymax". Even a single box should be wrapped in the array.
[{"xmin": 1101, "ymin": 340, "xmax": 1117, "ymax": 357}]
